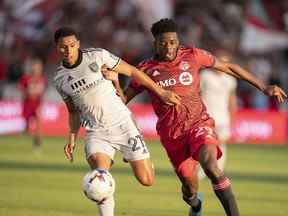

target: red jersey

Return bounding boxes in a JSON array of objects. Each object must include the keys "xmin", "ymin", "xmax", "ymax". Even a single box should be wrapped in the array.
[
  {"xmin": 129, "ymin": 47, "xmax": 215, "ymax": 139},
  {"xmin": 18, "ymin": 74, "xmax": 46, "ymax": 102}
]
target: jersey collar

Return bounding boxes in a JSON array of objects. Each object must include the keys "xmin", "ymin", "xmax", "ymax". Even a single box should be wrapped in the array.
[{"xmin": 62, "ymin": 50, "xmax": 83, "ymax": 69}]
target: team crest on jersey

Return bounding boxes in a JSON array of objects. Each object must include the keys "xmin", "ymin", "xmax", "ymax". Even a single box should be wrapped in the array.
[
  {"xmin": 179, "ymin": 72, "xmax": 193, "ymax": 85},
  {"xmin": 89, "ymin": 62, "xmax": 99, "ymax": 72},
  {"xmin": 179, "ymin": 61, "xmax": 190, "ymax": 70}
]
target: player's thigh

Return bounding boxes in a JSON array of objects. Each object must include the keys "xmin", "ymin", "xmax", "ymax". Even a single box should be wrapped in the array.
[
  {"xmin": 85, "ymin": 131, "xmax": 115, "ymax": 170},
  {"xmin": 189, "ymin": 118, "xmax": 222, "ymax": 161},
  {"xmin": 161, "ymin": 137, "xmax": 198, "ymax": 181},
  {"xmin": 119, "ymin": 116, "xmax": 150, "ymax": 162},
  {"xmin": 118, "ymin": 117, "xmax": 153, "ymax": 185}
]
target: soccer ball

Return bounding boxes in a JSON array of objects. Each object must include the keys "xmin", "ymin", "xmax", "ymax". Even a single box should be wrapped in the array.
[{"xmin": 82, "ymin": 169, "xmax": 115, "ymax": 203}]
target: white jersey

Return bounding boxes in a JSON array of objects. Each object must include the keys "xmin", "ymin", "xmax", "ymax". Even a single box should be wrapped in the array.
[
  {"xmin": 200, "ymin": 69, "xmax": 237, "ymax": 127},
  {"xmin": 54, "ymin": 48, "xmax": 131, "ymax": 131}
]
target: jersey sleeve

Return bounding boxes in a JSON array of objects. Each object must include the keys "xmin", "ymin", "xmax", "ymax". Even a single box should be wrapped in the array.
[
  {"xmin": 194, "ymin": 48, "xmax": 215, "ymax": 69},
  {"xmin": 128, "ymin": 63, "xmax": 146, "ymax": 94},
  {"xmin": 54, "ymin": 77, "xmax": 70, "ymax": 101},
  {"xmin": 101, "ymin": 49, "xmax": 121, "ymax": 70}
]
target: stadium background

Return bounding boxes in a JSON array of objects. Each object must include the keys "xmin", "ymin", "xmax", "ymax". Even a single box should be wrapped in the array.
[{"xmin": 0, "ymin": 0, "xmax": 288, "ymax": 216}]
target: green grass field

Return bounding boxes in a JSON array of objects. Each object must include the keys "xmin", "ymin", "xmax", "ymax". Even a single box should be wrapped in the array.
[{"xmin": 0, "ymin": 135, "xmax": 288, "ymax": 216}]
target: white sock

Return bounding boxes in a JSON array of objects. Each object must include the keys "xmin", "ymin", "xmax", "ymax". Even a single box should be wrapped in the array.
[{"xmin": 97, "ymin": 195, "xmax": 115, "ymax": 216}]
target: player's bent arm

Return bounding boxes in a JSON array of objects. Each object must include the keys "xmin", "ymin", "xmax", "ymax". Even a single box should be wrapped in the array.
[
  {"xmin": 113, "ymin": 59, "xmax": 180, "ymax": 105},
  {"xmin": 113, "ymin": 60, "xmax": 165, "ymax": 95},
  {"xmin": 112, "ymin": 79, "xmax": 140, "ymax": 104},
  {"xmin": 111, "ymin": 78, "xmax": 128, "ymax": 104},
  {"xmin": 65, "ymin": 99, "xmax": 80, "ymax": 143},
  {"xmin": 101, "ymin": 65, "xmax": 139, "ymax": 104}
]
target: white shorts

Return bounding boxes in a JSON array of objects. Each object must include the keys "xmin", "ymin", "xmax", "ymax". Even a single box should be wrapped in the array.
[{"xmin": 84, "ymin": 115, "xmax": 150, "ymax": 162}]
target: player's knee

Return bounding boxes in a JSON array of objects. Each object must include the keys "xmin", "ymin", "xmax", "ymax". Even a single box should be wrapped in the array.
[
  {"xmin": 177, "ymin": 159, "xmax": 197, "ymax": 179},
  {"xmin": 87, "ymin": 153, "xmax": 112, "ymax": 170},
  {"xmin": 178, "ymin": 166, "xmax": 198, "ymax": 199},
  {"xmin": 202, "ymin": 162, "xmax": 221, "ymax": 180},
  {"xmin": 138, "ymin": 172, "xmax": 154, "ymax": 186}
]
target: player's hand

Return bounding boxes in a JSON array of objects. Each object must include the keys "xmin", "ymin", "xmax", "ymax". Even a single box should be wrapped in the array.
[
  {"xmin": 160, "ymin": 90, "xmax": 181, "ymax": 106},
  {"xmin": 64, "ymin": 142, "xmax": 75, "ymax": 162},
  {"xmin": 102, "ymin": 64, "xmax": 118, "ymax": 82},
  {"xmin": 263, "ymin": 85, "xmax": 287, "ymax": 103}
]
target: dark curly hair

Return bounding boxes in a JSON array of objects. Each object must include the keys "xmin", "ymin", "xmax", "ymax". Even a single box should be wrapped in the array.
[{"xmin": 151, "ymin": 18, "xmax": 178, "ymax": 38}]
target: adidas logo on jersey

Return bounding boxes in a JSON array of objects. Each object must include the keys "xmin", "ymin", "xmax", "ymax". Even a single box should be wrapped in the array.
[
  {"xmin": 67, "ymin": 75, "xmax": 74, "ymax": 81},
  {"xmin": 152, "ymin": 70, "xmax": 160, "ymax": 77}
]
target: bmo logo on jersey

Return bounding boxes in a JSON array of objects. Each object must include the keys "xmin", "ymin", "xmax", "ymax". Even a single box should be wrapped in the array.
[
  {"xmin": 157, "ymin": 72, "xmax": 193, "ymax": 87},
  {"xmin": 157, "ymin": 78, "xmax": 177, "ymax": 87}
]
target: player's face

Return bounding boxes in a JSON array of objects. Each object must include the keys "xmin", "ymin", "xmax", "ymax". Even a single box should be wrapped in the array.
[
  {"xmin": 56, "ymin": 35, "xmax": 80, "ymax": 65},
  {"xmin": 155, "ymin": 32, "xmax": 179, "ymax": 61},
  {"xmin": 31, "ymin": 60, "xmax": 43, "ymax": 76}
]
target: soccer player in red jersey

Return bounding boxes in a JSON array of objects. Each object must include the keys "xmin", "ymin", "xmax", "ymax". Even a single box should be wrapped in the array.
[
  {"xmin": 18, "ymin": 58, "xmax": 46, "ymax": 150},
  {"xmin": 103, "ymin": 19, "xmax": 287, "ymax": 216}
]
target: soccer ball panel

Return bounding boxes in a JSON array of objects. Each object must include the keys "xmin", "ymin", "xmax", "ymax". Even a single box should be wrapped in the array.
[{"xmin": 82, "ymin": 169, "xmax": 115, "ymax": 203}]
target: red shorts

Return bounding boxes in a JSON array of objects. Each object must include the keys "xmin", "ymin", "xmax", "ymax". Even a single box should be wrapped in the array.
[
  {"xmin": 22, "ymin": 99, "xmax": 41, "ymax": 121},
  {"xmin": 159, "ymin": 118, "xmax": 222, "ymax": 177}
]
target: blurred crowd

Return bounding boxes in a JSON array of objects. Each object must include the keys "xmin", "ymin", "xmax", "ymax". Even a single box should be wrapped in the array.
[{"xmin": 0, "ymin": 0, "xmax": 288, "ymax": 110}]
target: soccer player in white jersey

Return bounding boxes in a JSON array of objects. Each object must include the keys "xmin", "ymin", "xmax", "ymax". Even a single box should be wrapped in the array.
[
  {"xmin": 199, "ymin": 49, "xmax": 237, "ymax": 179},
  {"xmin": 53, "ymin": 27, "xmax": 180, "ymax": 216}
]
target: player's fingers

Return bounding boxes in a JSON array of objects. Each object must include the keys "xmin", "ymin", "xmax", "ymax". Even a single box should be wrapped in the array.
[
  {"xmin": 279, "ymin": 88, "xmax": 287, "ymax": 98},
  {"xmin": 175, "ymin": 94, "xmax": 181, "ymax": 101},
  {"xmin": 64, "ymin": 145, "xmax": 73, "ymax": 161},
  {"xmin": 170, "ymin": 93, "xmax": 181, "ymax": 105},
  {"xmin": 165, "ymin": 101, "xmax": 174, "ymax": 106},
  {"xmin": 64, "ymin": 147, "xmax": 70, "ymax": 160},
  {"xmin": 277, "ymin": 95, "xmax": 283, "ymax": 103},
  {"xmin": 173, "ymin": 97, "xmax": 181, "ymax": 105},
  {"xmin": 167, "ymin": 96, "xmax": 180, "ymax": 105},
  {"xmin": 273, "ymin": 91, "xmax": 283, "ymax": 102},
  {"xmin": 69, "ymin": 144, "xmax": 75, "ymax": 153}
]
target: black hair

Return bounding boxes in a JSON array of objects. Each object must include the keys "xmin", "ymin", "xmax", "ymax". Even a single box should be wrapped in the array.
[
  {"xmin": 151, "ymin": 18, "xmax": 178, "ymax": 38},
  {"xmin": 54, "ymin": 27, "xmax": 79, "ymax": 43}
]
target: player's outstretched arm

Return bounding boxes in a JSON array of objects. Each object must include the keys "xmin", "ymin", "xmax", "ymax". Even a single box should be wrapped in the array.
[
  {"xmin": 212, "ymin": 59, "xmax": 287, "ymax": 103},
  {"xmin": 64, "ymin": 99, "xmax": 80, "ymax": 162},
  {"xmin": 111, "ymin": 60, "xmax": 181, "ymax": 106}
]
